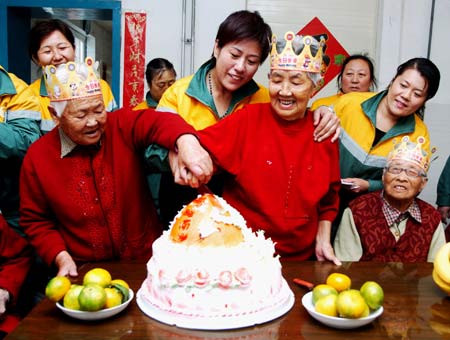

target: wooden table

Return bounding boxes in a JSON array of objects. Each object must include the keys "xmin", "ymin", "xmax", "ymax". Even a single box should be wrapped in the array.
[{"xmin": 6, "ymin": 260, "xmax": 450, "ymax": 339}]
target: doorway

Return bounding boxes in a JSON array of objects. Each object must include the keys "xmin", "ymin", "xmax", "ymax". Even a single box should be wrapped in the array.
[{"xmin": 0, "ymin": 0, "xmax": 121, "ymax": 102}]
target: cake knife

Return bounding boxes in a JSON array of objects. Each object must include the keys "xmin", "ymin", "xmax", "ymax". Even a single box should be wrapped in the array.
[{"xmin": 197, "ymin": 184, "xmax": 214, "ymax": 195}]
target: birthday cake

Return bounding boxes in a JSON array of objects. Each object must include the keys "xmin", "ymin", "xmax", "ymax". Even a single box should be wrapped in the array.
[{"xmin": 138, "ymin": 194, "xmax": 293, "ymax": 324}]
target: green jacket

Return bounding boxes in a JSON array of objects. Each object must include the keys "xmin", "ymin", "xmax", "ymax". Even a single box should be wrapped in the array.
[
  {"xmin": 437, "ymin": 156, "xmax": 450, "ymax": 207},
  {"xmin": 0, "ymin": 66, "xmax": 41, "ymax": 232},
  {"xmin": 335, "ymin": 91, "xmax": 430, "ymax": 192}
]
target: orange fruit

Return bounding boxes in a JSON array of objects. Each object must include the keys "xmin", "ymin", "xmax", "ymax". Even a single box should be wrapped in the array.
[
  {"xmin": 111, "ymin": 279, "xmax": 130, "ymax": 290},
  {"xmin": 360, "ymin": 281, "xmax": 384, "ymax": 310},
  {"xmin": 45, "ymin": 276, "xmax": 71, "ymax": 302},
  {"xmin": 104, "ymin": 287, "xmax": 122, "ymax": 309},
  {"xmin": 63, "ymin": 284, "xmax": 83, "ymax": 310},
  {"xmin": 361, "ymin": 301, "xmax": 370, "ymax": 318},
  {"xmin": 336, "ymin": 289, "xmax": 367, "ymax": 319},
  {"xmin": 78, "ymin": 284, "xmax": 107, "ymax": 311},
  {"xmin": 315, "ymin": 294, "xmax": 338, "ymax": 317},
  {"xmin": 326, "ymin": 273, "xmax": 351, "ymax": 292},
  {"xmin": 83, "ymin": 268, "xmax": 112, "ymax": 288},
  {"xmin": 312, "ymin": 284, "xmax": 338, "ymax": 305}
]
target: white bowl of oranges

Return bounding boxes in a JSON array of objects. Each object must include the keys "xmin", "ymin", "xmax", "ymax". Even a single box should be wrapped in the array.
[
  {"xmin": 301, "ymin": 273, "xmax": 384, "ymax": 329},
  {"xmin": 46, "ymin": 268, "xmax": 133, "ymax": 321}
]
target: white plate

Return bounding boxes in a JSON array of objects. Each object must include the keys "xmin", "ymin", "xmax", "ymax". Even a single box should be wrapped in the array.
[
  {"xmin": 301, "ymin": 291, "xmax": 383, "ymax": 329},
  {"xmin": 56, "ymin": 289, "xmax": 134, "ymax": 321},
  {"xmin": 136, "ymin": 280, "xmax": 294, "ymax": 330}
]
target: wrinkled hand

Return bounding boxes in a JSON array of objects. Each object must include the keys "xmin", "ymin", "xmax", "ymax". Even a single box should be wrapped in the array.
[
  {"xmin": 313, "ymin": 106, "xmax": 340, "ymax": 142},
  {"xmin": 316, "ymin": 220, "xmax": 341, "ymax": 266},
  {"xmin": 55, "ymin": 251, "xmax": 78, "ymax": 278},
  {"xmin": 316, "ymin": 241, "xmax": 342, "ymax": 266},
  {"xmin": 172, "ymin": 134, "xmax": 213, "ymax": 188},
  {"xmin": 341, "ymin": 177, "xmax": 369, "ymax": 193},
  {"xmin": 0, "ymin": 289, "xmax": 9, "ymax": 316},
  {"xmin": 438, "ymin": 206, "xmax": 450, "ymax": 224}
]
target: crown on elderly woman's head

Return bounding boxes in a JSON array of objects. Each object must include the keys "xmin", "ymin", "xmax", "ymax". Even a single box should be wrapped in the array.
[
  {"xmin": 270, "ymin": 32, "xmax": 325, "ymax": 72},
  {"xmin": 43, "ymin": 57, "xmax": 102, "ymax": 102},
  {"xmin": 387, "ymin": 136, "xmax": 434, "ymax": 172}
]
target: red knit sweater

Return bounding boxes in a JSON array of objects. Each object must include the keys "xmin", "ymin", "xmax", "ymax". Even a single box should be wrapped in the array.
[
  {"xmin": 199, "ymin": 103, "xmax": 340, "ymax": 260},
  {"xmin": 0, "ymin": 215, "xmax": 32, "ymax": 334},
  {"xmin": 20, "ymin": 107, "xmax": 196, "ymax": 266},
  {"xmin": 350, "ymin": 192, "xmax": 441, "ymax": 262}
]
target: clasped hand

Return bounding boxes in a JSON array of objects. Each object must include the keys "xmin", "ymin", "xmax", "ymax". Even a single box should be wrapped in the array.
[
  {"xmin": 0, "ymin": 289, "xmax": 10, "ymax": 317},
  {"xmin": 170, "ymin": 134, "xmax": 213, "ymax": 187}
]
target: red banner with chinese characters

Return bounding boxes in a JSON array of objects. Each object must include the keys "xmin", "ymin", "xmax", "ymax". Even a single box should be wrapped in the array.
[
  {"xmin": 298, "ymin": 17, "xmax": 349, "ymax": 95},
  {"xmin": 123, "ymin": 12, "xmax": 146, "ymax": 108}
]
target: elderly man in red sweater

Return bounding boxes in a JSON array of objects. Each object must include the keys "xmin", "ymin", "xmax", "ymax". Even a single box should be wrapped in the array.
[{"xmin": 19, "ymin": 57, "xmax": 212, "ymax": 278}]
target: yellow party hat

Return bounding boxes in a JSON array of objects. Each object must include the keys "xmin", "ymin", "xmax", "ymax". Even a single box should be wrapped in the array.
[
  {"xmin": 270, "ymin": 32, "xmax": 324, "ymax": 72},
  {"xmin": 387, "ymin": 136, "xmax": 432, "ymax": 172},
  {"xmin": 43, "ymin": 57, "xmax": 102, "ymax": 102}
]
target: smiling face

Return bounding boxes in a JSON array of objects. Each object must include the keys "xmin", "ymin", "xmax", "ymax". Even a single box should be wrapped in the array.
[
  {"xmin": 54, "ymin": 95, "xmax": 106, "ymax": 145},
  {"xmin": 36, "ymin": 30, "xmax": 76, "ymax": 67},
  {"xmin": 383, "ymin": 68, "xmax": 428, "ymax": 119},
  {"xmin": 269, "ymin": 69, "xmax": 315, "ymax": 121},
  {"xmin": 383, "ymin": 159, "xmax": 427, "ymax": 211},
  {"xmin": 213, "ymin": 39, "xmax": 261, "ymax": 93},
  {"xmin": 341, "ymin": 59, "xmax": 372, "ymax": 93}
]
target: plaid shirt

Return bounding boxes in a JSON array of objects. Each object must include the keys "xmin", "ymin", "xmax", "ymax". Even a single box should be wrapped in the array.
[{"xmin": 381, "ymin": 191, "xmax": 422, "ymax": 226}]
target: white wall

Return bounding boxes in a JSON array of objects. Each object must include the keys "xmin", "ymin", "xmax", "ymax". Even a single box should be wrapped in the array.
[{"xmin": 421, "ymin": 0, "xmax": 450, "ymax": 205}]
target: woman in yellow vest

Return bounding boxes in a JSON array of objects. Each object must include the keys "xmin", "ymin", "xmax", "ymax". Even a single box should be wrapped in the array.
[
  {"xmin": 28, "ymin": 19, "xmax": 117, "ymax": 133},
  {"xmin": 134, "ymin": 58, "xmax": 176, "ymax": 110}
]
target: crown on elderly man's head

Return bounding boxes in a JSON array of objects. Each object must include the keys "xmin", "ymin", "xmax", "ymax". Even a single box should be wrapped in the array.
[
  {"xmin": 43, "ymin": 57, "xmax": 102, "ymax": 102},
  {"xmin": 270, "ymin": 32, "xmax": 325, "ymax": 72},
  {"xmin": 387, "ymin": 136, "xmax": 433, "ymax": 172}
]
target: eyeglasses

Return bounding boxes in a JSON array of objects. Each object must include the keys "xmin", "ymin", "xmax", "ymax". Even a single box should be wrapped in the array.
[{"xmin": 385, "ymin": 165, "xmax": 426, "ymax": 178}]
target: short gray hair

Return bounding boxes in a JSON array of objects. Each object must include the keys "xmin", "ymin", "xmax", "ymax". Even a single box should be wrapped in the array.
[{"xmin": 50, "ymin": 101, "xmax": 68, "ymax": 117}]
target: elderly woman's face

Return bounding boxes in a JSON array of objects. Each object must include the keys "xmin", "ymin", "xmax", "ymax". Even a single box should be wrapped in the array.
[
  {"xmin": 56, "ymin": 95, "xmax": 107, "ymax": 145},
  {"xmin": 269, "ymin": 69, "xmax": 315, "ymax": 121}
]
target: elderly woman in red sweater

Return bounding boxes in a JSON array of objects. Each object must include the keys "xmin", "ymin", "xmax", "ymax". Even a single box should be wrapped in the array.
[
  {"xmin": 172, "ymin": 32, "xmax": 341, "ymax": 263},
  {"xmin": 19, "ymin": 57, "xmax": 212, "ymax": 278}
]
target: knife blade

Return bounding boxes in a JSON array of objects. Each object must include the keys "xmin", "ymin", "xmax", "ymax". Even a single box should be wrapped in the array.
[{"xmin": 197, "ymin": 184, "xmax": 214, "ymax": 195}]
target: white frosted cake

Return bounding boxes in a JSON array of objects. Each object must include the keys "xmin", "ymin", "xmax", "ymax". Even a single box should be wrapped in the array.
[{"xmin": 139, "ymin": 194, "xmax": 293, "ymax": 320}]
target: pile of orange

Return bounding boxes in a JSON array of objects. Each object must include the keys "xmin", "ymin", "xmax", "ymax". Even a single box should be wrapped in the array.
[
  {"xmin": 45, "ymin": 268, "xmax": 130, "ymax": 311},
  {"xmin": 312, "ymin": 272, "xmax": 383, "ymax": 319}
]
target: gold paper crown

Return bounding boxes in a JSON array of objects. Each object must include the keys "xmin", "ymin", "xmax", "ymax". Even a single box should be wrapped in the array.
[
  {"xmin": 387, "ymin": 136, "xmax": 431, "ymax": 171},
  {"xmin": 43, "ymin": 57, "xmax": 102, "ymax": 102},
  {"xmin": 270, "ymin": 32, "xmax": 324, "ymax": 72}
]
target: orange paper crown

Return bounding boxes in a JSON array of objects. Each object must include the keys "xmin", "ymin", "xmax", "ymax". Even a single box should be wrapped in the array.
[
  {"xmin": 43, "ymin": 57, "xmax": 102, "ymax": 102},
  {"xmin": 387, "ymin": 136, "xmax": 431, "ymax": 172},
  {"xmin": 270, "ymin": 32, "xmax": 324, "ymax": 72}
]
